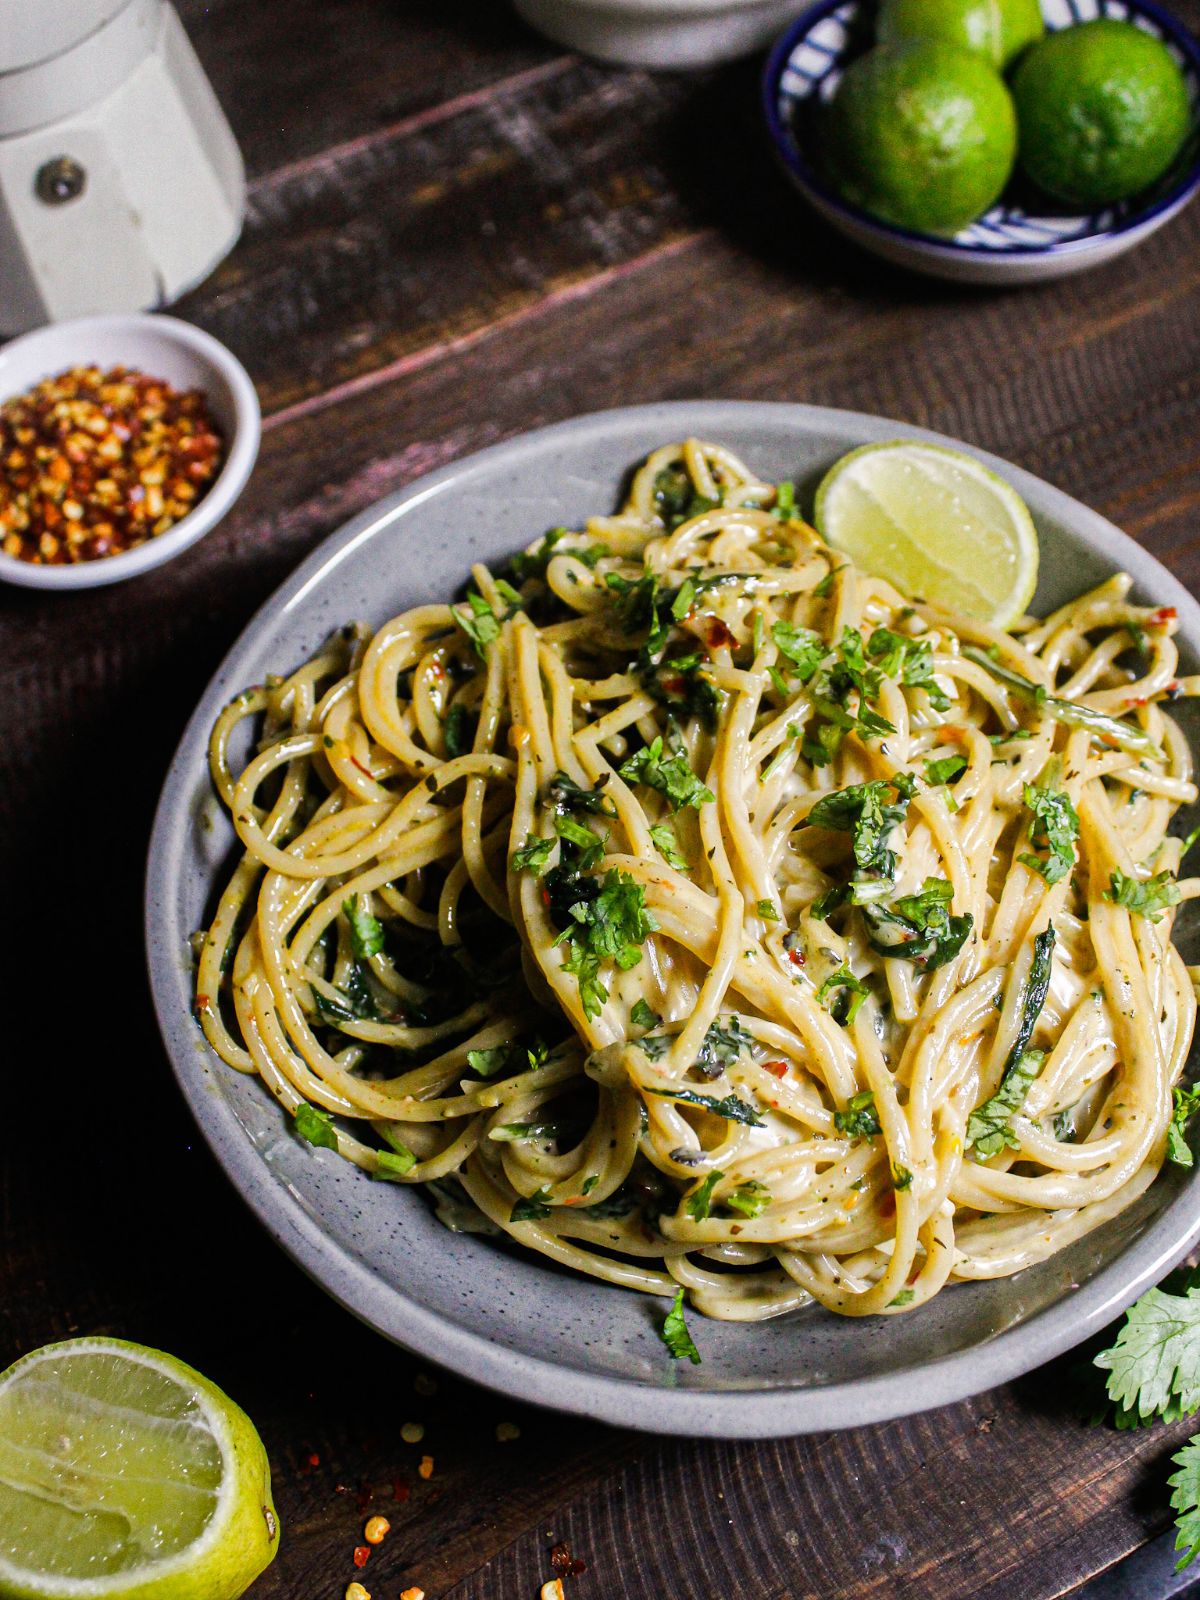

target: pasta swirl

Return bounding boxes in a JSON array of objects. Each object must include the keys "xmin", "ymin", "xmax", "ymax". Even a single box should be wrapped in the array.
[{"xmin": 195, "ymin": 441, "xmax": 1200, "ymax": 1321}]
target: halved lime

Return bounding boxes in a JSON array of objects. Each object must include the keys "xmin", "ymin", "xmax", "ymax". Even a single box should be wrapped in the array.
[
  {"xmin": 0, "ymin": 1338, "xmax": 279, "ymax": 1600},
  {"xmin": 814, "ymin": 440, "xmax": 1039, "ymax": 627}
]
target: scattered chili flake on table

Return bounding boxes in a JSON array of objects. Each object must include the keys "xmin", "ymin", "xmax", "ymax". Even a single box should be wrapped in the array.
[
  {"xmin": 549, "ymin": 1543, "xmax": 587, "ymax": 1579},
  {"xmin": 417, "ymin": 1454, "xmax": 434, "ymax": 1479},
  {"xmin": 0, "ymin": 364, "xmax": 223, "ymax": 565},
  {"xmin": 352, "ymin": 1545, "xmax": 371, "ymax": 1569}
]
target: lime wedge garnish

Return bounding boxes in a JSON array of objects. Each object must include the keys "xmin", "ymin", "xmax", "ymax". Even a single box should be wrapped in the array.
[
  {"xmin": 814, "ymin": 440, "xmax": 1039, "ymax": 629},
  {"xmin": 0, "ymin": 1339, "xmax": 279, "ymax": 1600}
]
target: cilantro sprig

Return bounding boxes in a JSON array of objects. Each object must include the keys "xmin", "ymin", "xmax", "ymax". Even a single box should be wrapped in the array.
[
  {"xmin": 342, "ymin": 894, "xmax": 383, "ymax": 961},
  {"xmin": 1106, "ymin": 868, "xmax": 1181, "ymax": 922},
  {"xmin": 1019, "ymin": 762, "xmax": 1080, "ymax": 887},
  {"xmin": 861, "ymin": 877, "xmax": 973, "ymax": 972},
  {"xmin": 619, "ymin": 736, "xmax": 713, "ymax": 811},
  {"xmin": 660, "ymin": 1286, "xmax": 702, "ymax": 1363},
  {"xmin": 967, "ymin": 927, "xmax": 1055, "ymax": 1158}
]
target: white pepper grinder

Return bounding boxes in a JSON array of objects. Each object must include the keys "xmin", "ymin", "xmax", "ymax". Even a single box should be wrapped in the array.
[{"xmin": 0, "ymin": 0, "xmax": 244, "ymax": 334}]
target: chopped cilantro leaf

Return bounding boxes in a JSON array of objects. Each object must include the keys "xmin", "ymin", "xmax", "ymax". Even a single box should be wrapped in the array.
[
  {"xmin": 649, "ymin": 823, "xmax": 689, "ymax": 870},
  {"xmin": 466, "ymin": 1045, "xmax": 516, "ymax": 1079},
  {"xmin": 1171, "ymin": 1439, "xmax": 1200, "ymax": 1572},
  {"xmin": 489, "ymin": 1121, "xmax": 564, "ymax": 1143},
  {"xmin": 1106, "ymin": 869, "xmax": 1181, "ymax": 922},
  {"xmin": 771, "ymin": 621, "xmax": 824, "ymax": 681},
  {"xmin": 554, "ymin": 811, "xmax": 605, "ymax": 869},
  {"xmin": 695, "ymin": 1015, "xmax": 754, "ymax": 1078},
  {"xmin": 775, "ymin": 481, "xmax": 796, "ymax": 519},
  {"xmin": 374, "ymin": 1145, "xmax": 416, "ymax": 1178},
  {"xmin": 967, "ymin": 928, "xmax": 1055, "ymax": 1158},
  {"xmin": 804, "ymin": 779, "xmax": 911, "ymax": 879},
  {"xmin": 443, "ymin": 701, "xmax": 478, "ymax": 758},
  {"xmin": 967, "ymin": 1047, "xmax": 1046, "ymax": 1159},
  {"xmin": 619, "ymin": 736, "xmax": 713, "ymax": 811},
  {"xmin": 342, "ymin": 894, "xmax": 383, "ymax": 961},
  {"xmin": 819, "ymin": 966, "xmax": 871, "ymax": 1026},
  {"xmin": 833, "ymin": 1088, "xmax": 880, "ymax": 1137},
  {"xmin": 508, "ymin": 527, "xmax": 567, "ymax": 583},
  {"xmin": 648, "ymin": 1086, "xmax": 763, "ymax": 1126},
  {"xmin": 893, "ymin": 1165, "xmax": 914, "ymax": 1190},
  {"xmin": 547, "ymin": 770, "xmax": 616, "ymax": 817},
  {"xmin": 453, "ymin": 591, "xmax": 501, "ymax": 660},
  {"xmin": 660, "ymin": 1286, "xmax": 702, "ymax": 1363},
  {"xmin": 1168, "ymin": 1083, "xmax": 1200, "ymax": 1168},
  {"xmin": 862, "ymin": 877, "xmax": 973, "ymax": 971},
  {"xmin": 686, "ymin": 1169, "xmax": 724, "ymax": 1221},
  {"xmin": 756, "ymin": 898, "xmax": 779, "ymax": 921},
  {"xmin": 725, "ymin": 1180, "xmax": 770, "ymax": 1218},
  {"xmin": 631, "ymin": 998, "xmax": 660, "ymax": 1030},
  {"xmin": 511, "ymin": 1187, "xmax": 554, "ymax": 1222},
  {"xmin": 924, "ymin": 753, "xmax": 967, "ymax": 787},
  {"xmin": 555, "ymin": 869, "xmax": 658, "ymax": 1021},
  {"xmin": 294, "ymin": 1103, "xmax": 338, "ymax": 1149},
  {"xmin": 511, "ymin": 833, "xmax": 555, "ymax": 874},
  {"xmin": 1019, "ymin": 763, "xmax": 1080, "ymax": 887}
]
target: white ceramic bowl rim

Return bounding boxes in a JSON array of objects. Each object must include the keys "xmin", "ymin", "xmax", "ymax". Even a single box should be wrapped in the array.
[
  {"xmin": 763, "ymin": 0, "xmax": 1200, "ymax": 257},
  {"xmin": 0, "ymin": 313, "xmax": 259, "ymax": 588}
]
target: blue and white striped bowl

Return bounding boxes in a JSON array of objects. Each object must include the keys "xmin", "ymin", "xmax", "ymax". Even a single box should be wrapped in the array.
[{"xmin": 763, "ymin": 0, "xmax": 1200, "ymax": 283}]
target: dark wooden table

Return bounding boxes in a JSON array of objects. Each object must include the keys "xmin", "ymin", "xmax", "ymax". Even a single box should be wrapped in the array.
[{"xmin": 5, "ymin": 4, "xmax": 1200, "ymax": 1596}]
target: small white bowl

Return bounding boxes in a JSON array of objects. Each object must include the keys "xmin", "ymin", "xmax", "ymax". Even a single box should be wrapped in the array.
[
  {"xmin": 0, "ymin": 313, "xmax": 260, "ymax": 590},
  {"xmin": 514, "ymin": 0, "xmax": 810, "ymax": 68}
]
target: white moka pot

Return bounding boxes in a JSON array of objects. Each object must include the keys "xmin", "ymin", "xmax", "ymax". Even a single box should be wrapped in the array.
[{"xmin": 0, "ymin": 0, "xmax": 244, "ymax": 334}]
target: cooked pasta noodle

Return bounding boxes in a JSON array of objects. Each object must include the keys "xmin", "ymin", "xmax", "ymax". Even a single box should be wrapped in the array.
[{"xmin": 195, "ymin": 440, "xmax": 1200, "ymax": 1321}]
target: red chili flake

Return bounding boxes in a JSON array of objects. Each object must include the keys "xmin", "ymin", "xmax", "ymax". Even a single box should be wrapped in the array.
[
  {"xmin": 349, "ymin": 754, "xmax": 374, "ymax": 780},
  {"xmin": 1125, "ymin": 696, "xmax": 1149, "ymax": 708},
  {"xmin": 549, "ymin": 1544, "xmax": 588, "ymax": 1579},
  {"xmin": 787, "ymin": 948, "xmax": 806, "ymax": 967},
  {"xmin": 1168, "ymin": 680, "xmax": 1183, "ymax": 699},
  {"xmin": 763, "ymin": 1060, "xmax": 789, "ymax": 1079},
  {"xmin": 660, "ymin": 675, "xmax": 684, "ymax": 695},
  {"xmin": 306, "ymin": 1451, "xmax": 321, "ymax": 1469},
  {"xmin": 0, "ymin": 364, "xmax": 224, "ymax": 565},
  {"xmin": 1152, "ymin": 607, "xmax": 1178, "ymax": 625},
  {"xmin": 706, "ymin": 618, "xmax": 735, "ymax": 650},
  {"xmin": 392, "ymin": 1478, "xmax": 411, "ymax": 1503},
  {"xmin": 193, "ymin": 994, "xmax": 211, "ymax": 1016},
  {"xmin": 353, "ymin": 1546, "xmax": 371, "ymax": 1569}
]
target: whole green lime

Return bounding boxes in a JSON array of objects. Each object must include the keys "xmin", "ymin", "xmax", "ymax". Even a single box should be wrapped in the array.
[
  {"xmin": 1011, "ymin": 20, "xmax": 1190, "ymax": 206},
  {"xmin": 878, "ymin": 0, "xmax": 1044, "ymax": 70},
  {"xmin": 824, "ymin": 41, "xmax": 1018, "ymax": 235}
]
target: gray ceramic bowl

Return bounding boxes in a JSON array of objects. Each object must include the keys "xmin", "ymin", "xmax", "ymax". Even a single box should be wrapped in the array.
[{"xmin": 146, "ymin": 401, "xmax": 1200, "ymax": 1437}]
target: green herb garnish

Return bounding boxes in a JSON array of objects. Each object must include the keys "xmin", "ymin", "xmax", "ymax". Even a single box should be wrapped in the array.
[
  {"xmin": 342, "ymin": 894, "xmax": 384, "ymax": 961},
  {"xmin": 294, "ymin": 1103, "xmax": 338, "ymax": 1149},
  {"xmin": 660, "ymin": 1285, "xmax": 702, "ymax": 1363},
  {"xmin": 619, "ymin": 736, "xmax": 713, "ymax": 811},
  {"xmin": 833, "ymin": 1088, "xmax": 880, "ymax": 1137}
]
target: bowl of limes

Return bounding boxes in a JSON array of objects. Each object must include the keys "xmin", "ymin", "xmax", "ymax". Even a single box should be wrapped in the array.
[{"xmin": 764, "ymin": 0, "xmax": 1200, "ymax": 283}]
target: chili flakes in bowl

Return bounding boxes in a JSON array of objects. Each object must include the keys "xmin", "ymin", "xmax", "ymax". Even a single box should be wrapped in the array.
[{"xmin": 0, "ymin": 365, "xmax": 224, "ymax": 565}]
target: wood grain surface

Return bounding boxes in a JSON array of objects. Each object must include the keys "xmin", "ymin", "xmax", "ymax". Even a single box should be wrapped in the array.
[{"xmin": 4, "ymin": 3, "xmax": 1200, "ymax": 1596}]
